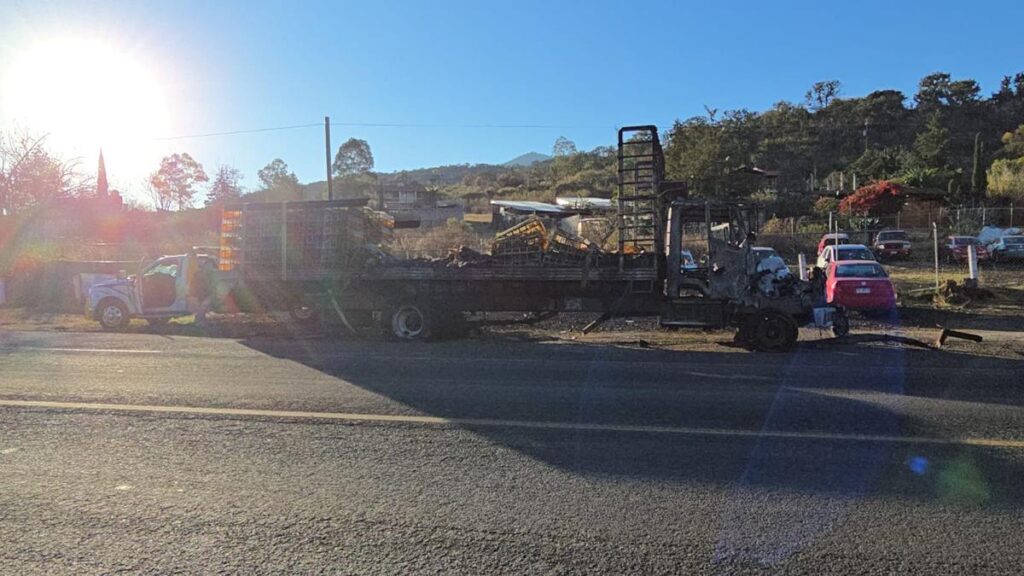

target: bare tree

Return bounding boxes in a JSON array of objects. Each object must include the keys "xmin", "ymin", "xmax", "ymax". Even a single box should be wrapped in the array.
[{"xmin": 0, "ymin": 126, "xmax": 87, "ymax": 213}]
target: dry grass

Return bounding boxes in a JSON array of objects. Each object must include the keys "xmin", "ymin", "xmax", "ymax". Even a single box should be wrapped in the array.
[{"xmin": 463, "ymin": 213, "xmax": 493, "ymax": 224}]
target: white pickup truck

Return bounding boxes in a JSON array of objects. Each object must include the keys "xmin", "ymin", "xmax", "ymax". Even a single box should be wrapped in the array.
[{"xmin": 86, "ymin": 253, "xmax": 223, "ymax": 330}]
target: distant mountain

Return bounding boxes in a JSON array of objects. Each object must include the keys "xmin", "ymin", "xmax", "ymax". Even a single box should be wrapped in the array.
[{"xmin": 503, "ymin": 152, "xmax": 550, "ymax": 167}]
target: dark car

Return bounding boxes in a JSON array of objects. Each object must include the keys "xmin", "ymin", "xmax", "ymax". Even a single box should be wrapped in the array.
[
  {"xmin": 989, "ymin": 235, "xmax": 1024, "ymax": 262},
  {"xmin": 872, "ymin": 229, "xmax": 912, "ymax": 259}
]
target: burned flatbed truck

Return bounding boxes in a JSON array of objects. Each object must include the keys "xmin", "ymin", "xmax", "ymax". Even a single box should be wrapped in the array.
[{"xmin": 219, "ymin": 126, "xmax": 842, "ymax": 351}]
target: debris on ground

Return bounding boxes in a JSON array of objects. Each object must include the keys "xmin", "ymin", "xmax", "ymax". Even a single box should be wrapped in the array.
[
  {"xmin": 935, "ymin": 327, "xmax": 984, "ymax": 347},
  {"xmin": 935, "ymin": 279, "xmax": 995, "ymax": 307}
]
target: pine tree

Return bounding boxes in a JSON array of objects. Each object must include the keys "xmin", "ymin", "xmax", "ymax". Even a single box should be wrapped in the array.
[{"xmin": 971, "ymin": 133, "xmax": 985, "ymax": 198}]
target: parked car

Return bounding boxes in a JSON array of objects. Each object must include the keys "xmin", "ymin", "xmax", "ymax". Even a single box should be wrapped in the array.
[
  {"xmin": 817, "ymin": 232, "xmax": 850, "ymax": 256},
  {"xmin": 680, "ymin": 249, "xmax": 699, "ymax": 272},
  {"xmin": 825, "ymin": 260, "xmax": 897, "ymax": 312},
  {"xmin": 872, "ymin": 229, "xmax": 912, "ymax": 259},
  {"xmin": 751, "ymin": 246, "xmax": 780, "ymax": 264},
  {"xmin": 942, "ymin": 236, "xmax": 989, "ymax": 264},
  {"xmin": 817, "ymin": 243, "xmax": 876, "ymax": 269},
  {"xmin": 988, "ymin": 235, "xmax": 1024, "ymax": 262}
]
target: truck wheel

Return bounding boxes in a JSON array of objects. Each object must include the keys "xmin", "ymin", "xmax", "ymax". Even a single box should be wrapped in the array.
[
  {"xmin": 289, "ymin": 303, "xmax": 321, "ymax": 326},
  {"xmin": 98, "ymin": 299, "xmax": 130, "ymax": 331},
  {"xmin": 384, "ymin": 302, "xmax": 435, "ymax": 342},
  {"xmin": 750, "ymin": 311, "xmax": 798, "ymax": 352}
]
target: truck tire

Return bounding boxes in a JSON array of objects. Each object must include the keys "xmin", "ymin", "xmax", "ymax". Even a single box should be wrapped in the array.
[
  {"xmin": 750, "ymin": 310, "xmax": 798, "ymax": 352},
  {"xmin": 289, "ymin": 303, "xmax": 321, "ymax": 326},
  {"xmin": 98, "ymin": 299, "xmax": 130, "ymax": 331},
  {"xmin": 383, "ymin": 301, "xmax": 436, "ymax": 342}
]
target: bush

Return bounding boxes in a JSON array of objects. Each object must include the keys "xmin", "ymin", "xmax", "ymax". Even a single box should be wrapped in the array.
[
  {"xmin": 813, "ymin": 196, "xmax": 840, "ymax": 216},
  {"xmin": 987, "ymin": 158, "xmax": 1024, "ymax": 203},
  {"xmin": 839, "ymin": 180, "xmax": 905, "ymax": 216}
]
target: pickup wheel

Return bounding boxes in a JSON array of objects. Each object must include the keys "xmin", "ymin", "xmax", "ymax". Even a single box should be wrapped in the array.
[
  {"xmin": 97, "ymin": 299, "xmax": 130, "ymax": 331},
  {"xmin": 383, "ymin": 301, "xmax": 436, "ymax": 342},
  {"xmin": 750, "ymin": 310, "xmax": 798, "ymax": 352}
]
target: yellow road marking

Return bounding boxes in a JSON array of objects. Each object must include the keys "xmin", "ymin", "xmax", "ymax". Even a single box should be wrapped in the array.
[
  {"xmin": 2, "ymin": 347, "xmax": 164, "ymax": 354},
  {"xmin": 2, "ymin": 399, "xmax": 1024, "ymax": 449}
]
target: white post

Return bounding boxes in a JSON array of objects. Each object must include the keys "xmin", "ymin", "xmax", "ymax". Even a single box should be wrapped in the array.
[
  {"xmin": 968, "ymin": 244, "xmax": 979, "ymax": 282},
  {"xmin": 932, "ymin": 222, "xmax": 940, "ymax": 290},
  {"xmin": 798, "ymin": 253, "xmax": 808, "ymax": 281}
]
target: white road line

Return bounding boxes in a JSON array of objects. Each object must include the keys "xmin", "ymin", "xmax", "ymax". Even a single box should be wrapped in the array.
[{"xmin": 2, "ymin": 399, "xmax": 1023, "ymax": 449}]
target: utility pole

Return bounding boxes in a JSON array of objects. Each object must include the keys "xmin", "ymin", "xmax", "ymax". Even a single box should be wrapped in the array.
[{"xmin": 325, "ymin": 116, "xmax": 333, "ymax": 201}]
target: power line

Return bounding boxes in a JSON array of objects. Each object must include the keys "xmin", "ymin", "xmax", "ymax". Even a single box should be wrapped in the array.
[{"xmin": 153, "ymin": 122, "xmax": 322, "ymax": 141}]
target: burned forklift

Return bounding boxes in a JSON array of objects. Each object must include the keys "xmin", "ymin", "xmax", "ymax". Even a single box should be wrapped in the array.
[{"xmin": 614, "ymin": 125, "xmax": 841, "ymax": 351}]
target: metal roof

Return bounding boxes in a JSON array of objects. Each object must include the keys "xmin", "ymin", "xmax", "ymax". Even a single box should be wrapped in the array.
[
  {"xmin": 554, "ymin": 197, "xmax": 614, "ymax": 210},
  {"xmin": 490, "ymin": 200, "xmax": 566, "ymax": 214}
]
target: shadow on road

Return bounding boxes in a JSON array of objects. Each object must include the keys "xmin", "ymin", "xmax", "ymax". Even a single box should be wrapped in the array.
[{"xmin": 241, "ymin": 336, "xmax": 1024, "ymax": 510}]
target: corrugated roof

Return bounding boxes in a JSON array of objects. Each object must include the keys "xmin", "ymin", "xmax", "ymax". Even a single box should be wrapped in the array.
[
  {"xmin": 555, "ymin": 197, "xmax": 613, "ymax": 210},
  {"xmin": 490, "ymin": 200, "xmax": 566, "ymax": 214}
]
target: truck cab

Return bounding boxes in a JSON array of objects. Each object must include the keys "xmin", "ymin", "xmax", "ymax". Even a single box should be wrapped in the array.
[{"xmin": 87, "ymin": 253, "xmax": 219, "ymax": 330}]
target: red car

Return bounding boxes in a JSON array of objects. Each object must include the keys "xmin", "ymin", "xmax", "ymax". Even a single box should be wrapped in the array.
[
  {"xmin": 826, "ymin": 260, "xmax": 897, "ymax": 312},
  {"xmin": 817, "ymin": 232, "xmax": 850, "ymax": 256},
  {"xmin": 943, "ymin": 236, "xmax": 989, "ymax": 264}
]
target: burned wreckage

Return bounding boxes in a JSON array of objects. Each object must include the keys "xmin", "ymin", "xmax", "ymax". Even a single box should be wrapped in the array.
[{"xmin": 219, "ymin": 125, "xmax": 842, "ymax": 350}]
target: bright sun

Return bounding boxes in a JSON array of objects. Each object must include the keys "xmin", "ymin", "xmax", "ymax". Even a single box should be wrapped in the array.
[{"xmin": 2, "ymin": 37, "xmax": 172, "ymax": 183}]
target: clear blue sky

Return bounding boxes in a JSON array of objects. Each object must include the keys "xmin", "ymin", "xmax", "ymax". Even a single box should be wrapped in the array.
[{"xmin": 2, "ymin": 0, "xmax": 1023, "ymax": 199}]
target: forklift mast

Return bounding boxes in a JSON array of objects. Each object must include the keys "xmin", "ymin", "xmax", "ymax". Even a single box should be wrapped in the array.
[{"xmin": 616, "ymin": 126, "xmax": 665, "ymax": 271}]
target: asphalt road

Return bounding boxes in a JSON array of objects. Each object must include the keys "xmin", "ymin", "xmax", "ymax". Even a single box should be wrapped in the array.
[{"xmin": 1, "ymin": 330, "xmax": 1023, "ymax": 574}]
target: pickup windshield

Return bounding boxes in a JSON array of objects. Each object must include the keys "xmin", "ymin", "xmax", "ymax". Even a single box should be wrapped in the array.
[{"xmin": 877, "ymin": 231, "xmax": 907, "ymax": 241}]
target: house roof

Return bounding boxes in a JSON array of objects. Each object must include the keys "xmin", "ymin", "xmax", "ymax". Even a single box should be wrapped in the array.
[{"xmin": 490, "ymin": 200, "xmax": 565, "ymax": 214}]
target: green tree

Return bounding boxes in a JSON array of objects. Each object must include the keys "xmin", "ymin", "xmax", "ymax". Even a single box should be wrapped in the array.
[
  {"xmin": 333, "ymin": 138, "xmax": 374, "ymax": 177},
  {"xmin": 851, "ymin": 147, "xmax": 909, "ymax": 181},
  {"xmin": 257, "ymin": 159, "xmax": 301, "ymax": 201},
  {"xmin": 915, "ymin": 72, "xmax": 952, "ymax": 111},
  {"xmin": 206, "ymin": 165, "xmax": 243, "ymax": 206},
  {"xmin": 911, "ymin": 113, "xmax": 950, "ymax": 169},
  {"xmin": 148, "ymin": 153, "xmax": 208, "ymax": 211},
  {"xmin": 804, "ymin": 80, "xmax": 842, "ymax": 111},
  {"xmin": 552, "ymin": 136, "xmax": 578, "ymax": 157},
  {"xmin": 971, "ymin": 133, "xmax": 985, "ymax": 197}
]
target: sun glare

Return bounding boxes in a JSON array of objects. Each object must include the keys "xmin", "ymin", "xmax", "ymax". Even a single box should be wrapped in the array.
[{"xmin": 2, "ymin": 37, "xmax": 172, "ymax": 183}]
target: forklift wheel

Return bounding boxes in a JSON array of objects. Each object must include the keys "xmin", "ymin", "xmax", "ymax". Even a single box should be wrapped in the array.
[{"xmin": 750, "ymin": 311, "xmax": 798, "ymax": 352}]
